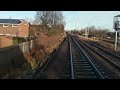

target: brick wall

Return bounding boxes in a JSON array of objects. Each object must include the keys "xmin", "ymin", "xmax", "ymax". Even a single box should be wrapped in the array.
[
  {"xmin": 0, "ymin": 25, "xmax": 18, "ymax": 35},
  {"xmin": 0, "ymin": 36, "xmax": 13, "ymax": 47},
  {"xmin": 19, "ymin": 21, "xmax": 29, "ymax": 37}
]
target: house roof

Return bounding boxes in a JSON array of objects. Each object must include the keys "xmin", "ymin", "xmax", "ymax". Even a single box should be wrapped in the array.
[{"xmin": 0, "ymin": 19, "xmax": 23, "ymax": 24}]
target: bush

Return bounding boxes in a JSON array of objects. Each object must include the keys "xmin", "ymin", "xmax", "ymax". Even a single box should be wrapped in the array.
[{"xmin": 13, "ymin": 37, "xmax": 27, "ymax": 45}]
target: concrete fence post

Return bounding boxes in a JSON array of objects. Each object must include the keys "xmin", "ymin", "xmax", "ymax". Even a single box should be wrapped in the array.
[
  {"xmin": 30, "ymin": 40, "xmax": 31, "ymax": 49},
  {"xmin": 27, "ymin": 42, "xmax": 29, "ymax": 52},
  {"xmin": 26, "ymin": 42, "xmax": 27, "ymax": 52},
  {"xmin": 23, "ymin": 43, "xmax": 25, "ymax": 53},
  {"xmin": 31, "ymin": 40, "xmax": 33, "ymax": 49},
  {"xmin": 25, "ymin": 42, "xmax": 27, "ymax": 52},
  {"xmin": 24, "ymin": 42, "xmax": 27, "ymax": 52}
]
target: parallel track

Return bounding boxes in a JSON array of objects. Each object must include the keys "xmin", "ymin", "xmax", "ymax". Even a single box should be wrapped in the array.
[
  {"xmin": 74, "ymin": 35, "xmax": 120, "ymax": 72},
  {"xmin": 33, "ymin": 50, "xmax": 57, "ymax": 79},
  {"xmin": 103, "ymin": 39, "xmax": 120, "ymax": 45},
  {"xmin": 86, "ymin": 40, "xmax": 120, "ymax": 60}
]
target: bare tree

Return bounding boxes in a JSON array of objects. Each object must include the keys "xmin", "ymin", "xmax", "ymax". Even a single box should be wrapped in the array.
[
  {"xmin": 35, "ymin": 11, "xmax": 51, "ymax": 25},
  {"xmin": 34, "ymin": 11, "xmax": 65, "ymax": 35},
  {"xmin": 80, "ymin": 26, "xmax": 111, "ymax": 39},
  {"xmin": 34, "ymin": 11, "xmax": 65, "ymax": 26}
]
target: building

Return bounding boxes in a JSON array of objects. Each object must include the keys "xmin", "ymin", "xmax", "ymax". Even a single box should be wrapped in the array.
[{"xmin": 0, "ymin": 19, "xmax": 29, "ymax": 38}]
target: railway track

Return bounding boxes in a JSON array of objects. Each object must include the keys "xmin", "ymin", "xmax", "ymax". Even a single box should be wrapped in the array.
[
  {"xmin": 86, "ymin": 40, "xmax": 120, "ymax": 59},
  {"xmin": 65, "ymin": 35, "xmax": 104, "ymax": 79},
  {"xmin": 74, "ymin": 35, "xmax": 120, "ymax": 72},
  {"xmin": 103, "ymin": 39, "xmax": 120, "ymax": 45},
  {"xmin": 87, "ymin": 41, "xmax": 120, "ymax": 64},
  {"xmin": 32, "ymin": 49, "xmax": 57, "ymax": 79}
]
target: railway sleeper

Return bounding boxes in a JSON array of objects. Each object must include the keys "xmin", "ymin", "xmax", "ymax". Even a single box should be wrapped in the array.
[
  {"xmin": 75, "ymin": 75, "xmax": 98, "ymax": 79},
  {"xmin": 75, "ymin": 63, "xmax": 90, "ymax": 66},
  {"xmin": 74, "ymin": 68, "xmax": 93, "ymax": 72},
  {"xmin": 74, "ymin": 66, "xmax": 91, "ymax": 69},
  {"xmin": 74, "ymin": 65, "xmax": 90, "ymax": 67},
  {"xmin": 73, "ymin": 60, "xmax": 87, "ymax": 62},
  {"xmin": 75, "ymin": 71, "xmax": 95, "ymax": 76},
  {"xmin": 73, "ymin": 62, "xmax": 88, "ymax": 65}
]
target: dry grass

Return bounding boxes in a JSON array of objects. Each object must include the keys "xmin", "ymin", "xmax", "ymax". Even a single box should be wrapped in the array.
[
  {"xmin": 2, "ymin": 33, "xmax": 66, "ymax": 79},
  {"xmin": 77, "ymin": 35, "xmax": 120, "ymax": 52},
  {"xmin": 2, "ymin": 63, "xmax": 31, "ymax": 79}
]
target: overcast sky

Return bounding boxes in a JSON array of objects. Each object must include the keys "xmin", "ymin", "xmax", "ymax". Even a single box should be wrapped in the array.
[{"xmin": 0, "ymin": 11, "xmax": 120, "ymax": 32}]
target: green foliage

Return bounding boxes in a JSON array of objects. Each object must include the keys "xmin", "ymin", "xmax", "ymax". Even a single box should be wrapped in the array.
[
  {"xmin": 48, "ymin": 28, "xmax": 57, "ymax": 36},
  {"xmin": 13, "ymin": 37, "xmax": 18, "ymax": 45},
  {"xmin": 13, "ymin": 37, "xmax": 27, "ymax": 45}
]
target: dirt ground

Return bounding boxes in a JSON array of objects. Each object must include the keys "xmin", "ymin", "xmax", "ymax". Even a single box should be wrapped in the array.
[{"xmin": 38, "ymin": 36, "xmax": 69, "ymax": 79}]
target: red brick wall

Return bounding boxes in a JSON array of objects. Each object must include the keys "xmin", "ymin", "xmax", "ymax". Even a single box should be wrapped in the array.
[
  {"xmin": 0, "ymin": 36, "xmax": 13, "ymax": 47},
  {"xmin": 18, "ymin": 21, "xmax": 29, "ymax": 37},
  {"xmin": 0, "ymin": 25, "xmax": 18, "ymax": 35}
]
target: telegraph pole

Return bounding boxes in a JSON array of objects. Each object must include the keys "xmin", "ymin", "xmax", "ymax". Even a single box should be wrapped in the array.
[
  {"xmin": 85, "ymin": 27, "xmax": 88, "ymax": 38},
  {"xmin": 115, "ymin": 29, "xmax": 117, "ymax": 51},
  {"xmin": 87, "ymin": 26, "xmax": 89, "ymax": 38},
  {"xmin": 119, "ymin": 32, "xmax": 120, "ymax": 45},
  {"xmin": 113, "ymin": 14, "xmax": 120, "ymax": 51}
]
